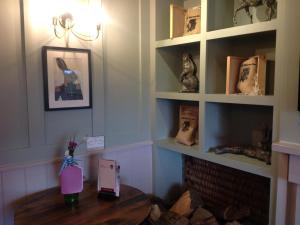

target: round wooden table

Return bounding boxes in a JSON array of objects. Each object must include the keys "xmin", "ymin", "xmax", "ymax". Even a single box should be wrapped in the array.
[{"xmin": 15, "ymin": 182, "xmax": 151, "ymax": 225}]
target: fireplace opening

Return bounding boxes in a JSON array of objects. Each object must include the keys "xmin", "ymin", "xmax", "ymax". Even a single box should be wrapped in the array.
[{"xmin": 184, "ymin": 156, "xmax": 270, "ymax": 225}]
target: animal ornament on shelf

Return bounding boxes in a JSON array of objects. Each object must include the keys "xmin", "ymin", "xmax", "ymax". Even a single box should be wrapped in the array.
[
  {"xmin": 233, "ymin": 0, "xmax": 277, "ymax": 24},
  {"xmin": 180, "ymin": 53, "xmax": 199, "ymax": 93}
]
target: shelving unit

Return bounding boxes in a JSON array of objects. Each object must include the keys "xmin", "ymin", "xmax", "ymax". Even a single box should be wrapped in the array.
[{"xmin": 150, "ymin": 1, "xmax": 281, "ymax": 224}]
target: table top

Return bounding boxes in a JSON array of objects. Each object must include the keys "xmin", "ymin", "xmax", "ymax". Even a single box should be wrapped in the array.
[{"xmin": 14, "ymin": 182, "xmax": 151, "ymax": 225}]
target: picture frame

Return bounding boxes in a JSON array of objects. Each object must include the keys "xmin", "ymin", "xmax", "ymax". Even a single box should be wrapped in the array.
[{"xmin": 42, "ymin": 46, "xmax": 92, "ymax": 111}]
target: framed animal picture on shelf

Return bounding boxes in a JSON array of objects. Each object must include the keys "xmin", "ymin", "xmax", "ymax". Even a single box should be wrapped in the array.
[{"xmin": 42, "ymin": 46, "xmax": 92, "ymax": 111}]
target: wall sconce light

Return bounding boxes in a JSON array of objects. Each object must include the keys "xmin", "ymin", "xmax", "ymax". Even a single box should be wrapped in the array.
[{"xmin": 53, "ymin": 12, "xmax": 101, "ymax": 42}]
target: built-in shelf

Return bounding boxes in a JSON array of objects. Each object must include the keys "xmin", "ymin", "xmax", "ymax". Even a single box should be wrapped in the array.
[
  {"xmin": 205, "ymin": 94, "xmax": 275, "ymax": 106},
  {"xmin": 153, "ymin": 0, "xmax": 280, "ymax": 223},
  {"xmin": 199, "ymin": 151, "xmax": 273, "ymax": 178},
  {"xmin": 155, "ymin": 34, "xmax": 201, "ymax": 48},
  {"xmin": 206, "ymin": 20, "xmax": 277, "ymax": 40},
  {"xmin": 155, "ymin": 138, "xmax": 272, "ymax": 178},
  {"xmin": 154, "ymin": 138, "xmax": 273, "ymax": 178},
  {"xmin": 156, "ymin": 92, "xmax": 200, "ymax": 101},
  {"xmin": 155, "ymin": 138, "xmax": 199, "ymax": 158}
]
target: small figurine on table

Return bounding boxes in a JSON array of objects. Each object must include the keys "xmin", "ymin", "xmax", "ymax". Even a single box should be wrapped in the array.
[{"xmin": 180, "ymin": 53, "xmax": 199, "ymax": 93}]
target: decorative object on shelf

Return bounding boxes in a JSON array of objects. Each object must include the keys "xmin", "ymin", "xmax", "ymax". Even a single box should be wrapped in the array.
[
  {"xmin": 42, "ymin": 46, "xmax": 92, "ymax": 111},
  {"xmin": 209, "ymin": 124, "xmax": 272, "ymax": 164},
  {"xmin": 179, "ymin": 53, "xmax": 199, "ymax": 93},
  {"xmin": 175, "ymin": 105, "xmax": 198, "ymax": 146},
  {"xmin": 252, "ymin": 123, "xmax": 272, "ymax": 151},
  {"xmin": 226, "ymin": 55, "xmax": 266, "ymax": 95},
  {"xmin": 184, "ymin": 6, "xmax": 201, "ymax": 36},
  {"xmin": 98, "ymin": 159, "xmax": 120, "ymax": 198},
  {"xmin": 209, "ymin": 146, "xmax": 271, "ymax": 164},
  {"xmin": 226, "ymin": 56, "xmax": 246, "ymax": 94},
  {"xmin": 59, "ymin": 137, "xmax": 83, "ymax": 206},
  {"xmin": 170, "ymin": 4, "xmax": 186, "ymax": 39},
  {"xmin": 237, "ymin": 55, "xmax": 266, "ymax": 95},
  {"xmin": 170, "ymin": 4, "xmax": 200, "ymax": 39},
  {"xmin": 233, "ymin": 0, "xmax": 277, "ymax": 24}
]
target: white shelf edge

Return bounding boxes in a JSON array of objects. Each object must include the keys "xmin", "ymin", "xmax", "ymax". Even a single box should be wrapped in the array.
[
  {"xmin": 155, "ymin": 33, "xmax": 201, "ymax": 48},
  {"xmin": 272, "ymin": 141, "xmax": 300, "ymax": 156},
  {"xmin": 154, "ymin": 138, "xmax": 200, "ymax": 158},
  {"xmin": 199, "ymin": 151, "xmax": 273, "ymax": 179},
  {"xmin": 156, "ymin": 92, "xmax": 200, "ymax": 101},
  {"xmin": 205, "ymin": 94, "xmax": 275, "ymax": 106},
  {"xmin": 206, "ymin": 20, "xmax": 277, "ymax": 40},
  {"xmin": 155, "ymin": 138, "xmax": 273, "ymax": 178}
]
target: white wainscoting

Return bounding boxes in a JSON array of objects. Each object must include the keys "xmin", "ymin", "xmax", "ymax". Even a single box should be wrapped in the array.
[
  {"xmin": 273, "ymin": 141, "xmax": 300, "ymax": 225},
  {"xmin": 0, "ymin": 142, "xmax": 152, "ymax": 225}
]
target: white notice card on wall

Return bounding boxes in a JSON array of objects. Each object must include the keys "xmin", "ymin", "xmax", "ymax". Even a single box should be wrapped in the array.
[{"xmin": 86, "ymin": 136, "xmax": 105, "ymax": 150}]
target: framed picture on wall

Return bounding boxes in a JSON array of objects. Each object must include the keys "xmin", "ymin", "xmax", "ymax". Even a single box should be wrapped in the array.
[{"xmin": 42, "ymin": 46, "xmax": 92, "ymax": 111}]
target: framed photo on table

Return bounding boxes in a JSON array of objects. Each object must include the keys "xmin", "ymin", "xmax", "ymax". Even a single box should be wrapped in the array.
[{"xmin": 42, "ymin": 46, "xmax": 92, "ymax": 111}]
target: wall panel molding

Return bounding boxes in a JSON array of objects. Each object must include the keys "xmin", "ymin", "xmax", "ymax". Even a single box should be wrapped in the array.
[
  {"xmin": 0, "ymin": 140, "xmax": 152, "ymax": 172},
  {"xmin": 0, "ymin": 0, "xmax": 29, "ymax": 151}
]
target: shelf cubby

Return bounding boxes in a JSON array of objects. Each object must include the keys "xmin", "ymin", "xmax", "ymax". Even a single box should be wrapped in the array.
[
  {"xmin": 155, "ymin": 99, "xmax": 199, "ymax": 150},
  {"xmin": 207, "ymin": 0, "xmax": 277, "ymax": 31},
  {"xmin": 156, "ymin": 42, "xmax": 200, "ymax": 93},
  {"xmin": 205, "ymin": 31, "xmax": 276, "ymax": 95},
  {"xmin": 204, "ymin": 102, "xmax": 273, "ymax": 151},
  {"xmin": 156, "ymin": 0, "xmax": 201, "ymax": 41}
]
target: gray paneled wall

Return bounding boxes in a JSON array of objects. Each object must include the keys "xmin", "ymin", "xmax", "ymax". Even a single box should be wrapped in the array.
[
  {"xmin": 0, "ymin": 0, "xmax": 151, "ymax": 165},
  {"xmin": 103, "ymin": 0, "xmax": 150, "ymax": 146},
  {"xmin": 0, "ymin": 0, "xmax": 29, "ymax": 150}
]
